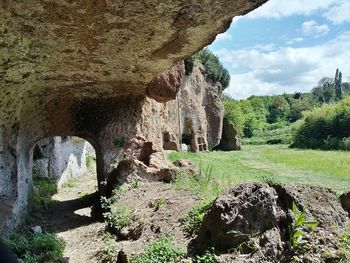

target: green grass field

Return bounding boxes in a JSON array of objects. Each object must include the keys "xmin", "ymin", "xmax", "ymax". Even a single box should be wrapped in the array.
[{"xmin": 168, "ymin": 145, "xmax": 350, "ymax": 201}]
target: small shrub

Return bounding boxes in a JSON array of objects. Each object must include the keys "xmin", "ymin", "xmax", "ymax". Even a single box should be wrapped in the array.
[
  {"xmin": 102, "ymin": 233, "xmax": 117, "ymax": 263},
  {"xmin": 131, "ymin": 179, "xmax": 139, "ymax": 189},
  {"xmin": 103, "ymin": 204, "xmax": 134, "ymax": 231},
  {"xmin": 130, "ymin": 235, "xmax": 186, "ymax": 263},
  {"xmin": 195, "ymin": 248, "xmax": 218, "ymax": 263},
  {"xmin": 100, "ymin": 184, "xmax": 129, "ymax": 209},
  {"xmin": 61, "ymin": 179, "xmax": 75, "ymax": 188},
  {"xmin": 184, "ymin": 57, "xmax": 194, "ymax": 75},
  {"xmin": 339, "ymin": 226, "xmax": 350, "ymax": 261},
  {"xmin": 86, "ymin": 155, "xmax": 95, "ymax": 169},
  {"xmin": 31, "ymin": 178, "xmax": 57, "ymax": 211},
  {"xmin": 261, "ymin": 175, "xmax": 278, "ymax": 186},
  {"xmin": 5, "ymin": 232, "xmax": 64, "ymax": 263},
  {"xmin": 154, "ymin": 198, "xmax": 166, "ymax": 212},
  {"xmin": 288, "ymin": 202, "xmax": 319, "ymax": 253},
  {"xmin": 180, "ymin": 201, "xmax": 212, "ymax": 236}
]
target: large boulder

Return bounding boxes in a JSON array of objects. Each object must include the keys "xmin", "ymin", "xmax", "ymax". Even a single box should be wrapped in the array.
[
  {"xmin": 274, "ymin": 184, "xmax": 348, "ymax": 227},
  {"xmin": 190, "ymin": 183, "xmax": 349, "ymax": 263},
  {"xmin": 191, "ymin": 183, "xmax": 285, "ymax": 254},
  {"xmin": 339, "ymin": 191, "xmax": 350, "ymax": 215},
  {"xmin": 214, "ymin": 117, "xmax": 241, "ymax": 151}
]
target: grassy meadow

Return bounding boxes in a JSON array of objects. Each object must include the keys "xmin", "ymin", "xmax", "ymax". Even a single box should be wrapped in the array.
[{"xmin": 168, "ymin": 145, "xmax": 350, "ymax": 201}]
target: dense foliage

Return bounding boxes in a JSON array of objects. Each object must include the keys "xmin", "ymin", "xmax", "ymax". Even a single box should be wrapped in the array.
[
  {"xmin": 130, "ymin": 235, "xmax": 185, "ymax": 263},
  {"xmin": 223, "ymin": 69, "xmax": 350, "ymax": 147},
  {"xmin": 5, "ymin": 232, "xmax": 64, "ymax": 263},
  {"xmin": 185, "ymin": 48, "xmax": 230, "ymax": 89},
  {"xmin": 223, "ymin": 92, "xmax": 319, "ymax": 141},
  {"xmin": 291, "ymin": 96, "xmax": 350, "ymax": 150}
]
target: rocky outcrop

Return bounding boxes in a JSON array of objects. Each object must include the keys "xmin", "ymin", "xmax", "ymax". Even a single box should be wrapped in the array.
[
  {"xmin": 0, "ymin": 0, "xmax": 268, "ymax": 236},
  {"xmin": 340, "ymin": 192, "xmax": 350, "ymax": 215},
  {"xmin": 214, "ymin": 117, "xmax": 241, "ymax": 151},
  {"xmin": 190, "ymin": 183, "xmax": 349, "ymax": 262},
  {"xmin": 33, "ymin": 137, "xmax": 94, "ymax": 186},
  {"xmin": 144, "ymin": 64, "xmax": 224, "ymax": 153}
]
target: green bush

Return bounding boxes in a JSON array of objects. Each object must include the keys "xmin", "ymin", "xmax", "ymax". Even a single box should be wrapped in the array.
[
  {"xmin": 130, "ymin": 235, "xmax": 186, "ymax": 263},
  {"xmin": 292, "ymin": 97, "xmax": 350, "ymax": 150},
  {"xmin": 31, "ymin": 178, "xmax": 57, "ymax": 211},
  {"xmin": 180, "ymin": 201, "xmax": 212, "ymax": 236},
  {"xmin": 195, "ymin": 248, "xmax": 217, "ymax": 263},
  {"xmin": 4, "ymin": 232, "xmax": 64, "ymax": 263},
  {"xmin": 191, "ymin": 48, "xmax": 230, "ymax": 89},
  {"xmin": 339, "ymin": 226, "xmax": 350, "ymax": 261},
  {"xmin": 86, "ymin": 155, "xmax": 95, "ymax": 169},
  {"xmin": 103, "ymin": 204, "xmax": 134, "ymax": 231}
]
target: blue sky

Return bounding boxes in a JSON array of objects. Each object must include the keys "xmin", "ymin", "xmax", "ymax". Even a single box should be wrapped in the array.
[{"xmin": 208, "ymin": 0, "xmax": 350, "ymax": 99}]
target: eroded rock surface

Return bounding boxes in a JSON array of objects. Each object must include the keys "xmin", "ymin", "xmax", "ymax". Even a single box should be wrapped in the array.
[
  {"xmin": 190, "ymin": 183, "xmax": 349, "ymax": 263},
  {"xmin": 214, "ymin": 117, "xmax": 241, "ymax": 151},
  {"xmin": 0, "ymin": 0, "xmax": 268, "ymax": 235},
  {"xmin": 340, "ymin": 192, "xmax": 350, "ymax": 215},
  {"xmin": 33, "ymin": 136, "xmax": 94, "ymax": 186}
]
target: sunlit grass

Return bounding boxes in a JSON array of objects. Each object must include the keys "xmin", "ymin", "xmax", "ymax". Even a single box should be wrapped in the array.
[
  {"xmin": 261, "ymin": 145, "xmax": 350, "ymax": 194},
  {"xmin": 168, "ymin": 145, "xmax": 350, "ymax": 199},
  {"xmin": 169, "ymin": 150, "xmax": 273, "ymax": 201}
]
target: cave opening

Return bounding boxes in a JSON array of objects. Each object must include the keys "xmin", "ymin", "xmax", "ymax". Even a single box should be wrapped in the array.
[
  {"xmin": 30, "ymin": 136, "xmax": 100, "ymax": 234},
  {"xmin": 181, "ymin": 117, "xmax": 195, "ymax": 151}
]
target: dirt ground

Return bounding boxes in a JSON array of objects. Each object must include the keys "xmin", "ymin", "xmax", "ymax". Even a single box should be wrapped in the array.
[
  {"xmin": 40, "ymin": 166, "xmax": 105, "ymax": 263},
  {"xmin": 29, "ymin": 165, "xmax": 198, "ymax": 262}
]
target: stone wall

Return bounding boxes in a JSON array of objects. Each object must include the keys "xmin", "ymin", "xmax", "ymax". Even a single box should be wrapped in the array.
[{"xmin": 33, "ymin": 137, "xmax": 94, "ymax": 186}]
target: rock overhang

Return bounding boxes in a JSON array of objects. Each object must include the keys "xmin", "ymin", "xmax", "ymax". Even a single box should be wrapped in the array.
[
  {"xmin": 0, "ymin": 0, "xmax": 269, "ymax": 235},
  {"xmin": 0, "ymin": 0, "xmax": 268, "ymax": 100}
]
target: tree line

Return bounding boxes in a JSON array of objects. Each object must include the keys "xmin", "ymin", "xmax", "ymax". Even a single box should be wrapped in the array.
[{"xmin": 223, "ymin": 69, "xmax": 350, "ymax": 148}]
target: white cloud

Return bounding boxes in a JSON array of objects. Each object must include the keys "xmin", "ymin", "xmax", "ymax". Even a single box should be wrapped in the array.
[
  {"xmin": 215, "ymin": 32, "xmax": 350, "ymax": 99},
  {"xmin": 246, "ymin": 0, "xmax": 336, "ymax": 19},
  {"xmin": 286, "ymin": 37, "xmax": 304, "ymax": 45},
  {"xmin": 246, "ymin": 0, "xmax": 350, "ymax": 25},
  {"xmin": 323, "ymin": 0, "xmax": 350, "ymax": 24},
  {"xmin": 302, "ymin": 20, "xmax": 329, "ymax": 36},
  {"xmin": 215, "ymin": 32, "xmax": 232, "ymax": 41}
]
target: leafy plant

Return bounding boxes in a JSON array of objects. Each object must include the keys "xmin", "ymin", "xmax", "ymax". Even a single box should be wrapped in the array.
[
  {"xmin": 31, "ymin": 178, "xmax": 58, "ymax": 212},
  {"xmin": 102, "ymin": 233, "xmax": 117, "ymax": 263},
  {"xmin": 86, "ymin": 155, "xmax": 95, "ymax": 169},
  {"xmin": 195, "ymin": 248, "xmax": 217, "ymax": 263},
  {"xmin": 130, "ymin": 235, "xmax": 186, "ymax": 263},
  {"xmin": 100, "ymin": 184, "xmax": 129, "ymax": 209},
  {"xmin": 103, "ymin": 204, "xmax": 134, "ymax": 231},
  {"xmin": 261, "ymin": 174, "xmax": 278, "ymax": 186},
  {"xmin": 131, "ymin": 179, "xmax": 139, "ymax": 189},
  {"xmin": 61, "ymin": 178, "xmax": 75, "ymax": 188},
  {"xmin": 5, "ymin": 232, "xmax": 65, "ymax": 263},
  {"xmin": 180, "ymin": 201, "xmax": 212, "ymax": 236},
  {"xmin": 154, "ymin": 198, "xmax": 166, "ymax": 212},
  {"xmin": 338, "ymin": 226, "xmax": 350, "ymax": 262},
  {"xmin": 288, "ymin": 202, "xmax": 319, "ymax": 252}
]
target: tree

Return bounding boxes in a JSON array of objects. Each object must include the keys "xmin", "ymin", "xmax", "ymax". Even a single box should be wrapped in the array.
[
  {"xmin": 192, "ymin": 48, "xmax": 230, "ymax": 89},
  {"xmin": 288, "ymin": 99, "xmax": 312, "ymax": 122},
  {"xmin": 335, "ymin": 68, "xmax": 343, "ymax": 101},
  {"xmin": 312, "ymin": 77, "xmax": 335, "ymax": 103},
  {"xmin": 267, "ymin": 96, "xmax": 290, "ymax": 123}
]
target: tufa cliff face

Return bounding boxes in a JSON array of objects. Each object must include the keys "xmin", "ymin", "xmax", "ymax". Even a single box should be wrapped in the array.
[
  {"xmin": 0, "ymin": 0, "xmax": 268, "ymax": 235},
  {"xmin": 140, "ymin": 63, "xmax": 224, "ymax": 153}
]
